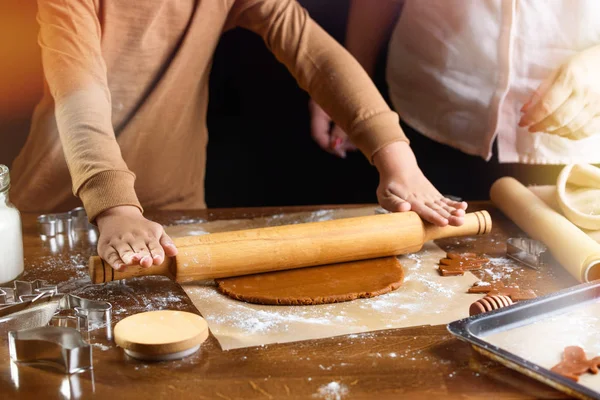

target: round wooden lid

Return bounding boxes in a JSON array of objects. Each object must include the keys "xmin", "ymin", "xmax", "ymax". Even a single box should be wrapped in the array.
[{"xmin": 114, "ymin": 310, "xmax": 209, "ymax": 359}]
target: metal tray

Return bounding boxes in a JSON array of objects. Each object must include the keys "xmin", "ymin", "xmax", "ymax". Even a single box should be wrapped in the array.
[{"xmin": 448, "ymin": 280, "xmax": 600, "ymax": 400}]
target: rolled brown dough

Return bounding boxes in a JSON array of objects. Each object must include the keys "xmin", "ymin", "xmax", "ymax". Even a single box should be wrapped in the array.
[{"xmin": 216, "ymin": 257, "xmax": 404, "ymax": 305}]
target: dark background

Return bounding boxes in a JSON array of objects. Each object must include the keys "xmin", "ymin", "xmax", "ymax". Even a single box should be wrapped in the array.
[
  {"xmin": 1, "ymin": 0, "xmax": 384, "ymax": 209},
  {"xmin": 205, "ymin": 0, "xmax": 382, "ymax": 207}
]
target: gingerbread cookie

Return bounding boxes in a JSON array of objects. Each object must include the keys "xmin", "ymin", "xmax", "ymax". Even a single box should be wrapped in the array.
[
  {"xmin": 468, "ymin": 281, "xmax": 536, "ymax": 301},
  {"xmin": 551, "ymin": 346, "xmax": 600, "ymax": 382},
  {"xmin": 438, "ymin": 253, "xmax": 489, "ymax": 276}
]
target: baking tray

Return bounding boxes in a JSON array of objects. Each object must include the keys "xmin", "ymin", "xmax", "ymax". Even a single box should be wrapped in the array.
[{"xmin": 448, "ymin": 280, "xmax": 600, "ymax": 400}]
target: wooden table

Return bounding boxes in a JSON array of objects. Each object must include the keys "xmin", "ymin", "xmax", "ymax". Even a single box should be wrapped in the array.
[{"xmin": 0, "ymin": 203, "xmax": 577, "ymax": 399}]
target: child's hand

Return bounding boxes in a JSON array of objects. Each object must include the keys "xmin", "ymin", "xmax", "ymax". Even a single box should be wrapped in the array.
[
  {"xmin": 373, "ymin": 141, "xmax": 468, "ymax": 227},
  {"xmin": 96, "ymin": 206, "xmax": 178, "ymax": 271},
  {"xmin": 309, "ymin": 99, "xmax": 358, "ymax": 158}
]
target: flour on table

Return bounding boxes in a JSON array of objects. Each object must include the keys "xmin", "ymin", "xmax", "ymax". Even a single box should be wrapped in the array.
[
  {"xmin": 313, "ymin": 382, "xmax": 349, "ymax": 400},
  {"xmin": 167, "ymin": 217, "xmax": 207, "ymax": 225},
  {"xmin": 92, "ymin": 343, "xmax": 111, "ymax": 351}
]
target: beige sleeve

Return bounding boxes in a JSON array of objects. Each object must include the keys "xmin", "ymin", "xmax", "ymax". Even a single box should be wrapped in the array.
[
  {"xmin": 230, "ymin": 0, "xmax": 408, "ymax": 161},
  {"xmin": 37, "ymin": 0, "xmax": 141, "ymax": 222}
]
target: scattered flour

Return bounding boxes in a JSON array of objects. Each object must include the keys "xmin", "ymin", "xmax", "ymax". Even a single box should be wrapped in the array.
[
  {"xmin": 168, "ymin": 217, "xmax": 207, "ymax": 225},
  {"xmin": 92, "ymin": 343, "xmax": 111, "ymax": 351},
  {"xmin": 411, "ymin": 276, "xmax": 455, "ymax": 298},
  {"xmin": 482, "ymin": 257, "xmax": 520, "ymax": 280},
  {"xmin": 346, "ymin": 333, "xmax": 374, "ymax": 340},
  {"xmin": 205, "ymin": 305, "xmax": 349, "ymax": 334},
  {"xmin": 488, "ymin": 257, "xmax": 516, "ymax": 267},
  {"xmin": 483, "ymin": 268, "xmax": 504, "ymax": 281},
  {"xmin": 183, "ymin": 230, "xmax": 209, "ymax": 236},
  {"xmin": 313, "ymin": 382, "xmax": 349, "ymax": 400},
  {"xmin": 266, "ymin": 210, "xmax": 336, "ymax": 226}
]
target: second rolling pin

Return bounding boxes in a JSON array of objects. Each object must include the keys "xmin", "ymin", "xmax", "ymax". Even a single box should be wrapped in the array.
[
  {"xmin": 89, "ymin": 210, "xmax": 492, "ymax": 284},
  {"xmin": 490, "ymin": 177, "xmax": 600, "ymax": 282}
]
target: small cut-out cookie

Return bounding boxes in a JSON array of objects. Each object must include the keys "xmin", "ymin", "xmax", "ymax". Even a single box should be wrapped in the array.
[
  {"xmin": 438, "ymin": 253, "xmax": 489, "ymax": 276},
  {"xmin": 551, "ymin": 346, "xmax": 600, "ymax": 382},
  {"xmin": 468, "ymin": 281, "xmax": 536, "ymax": 301}
]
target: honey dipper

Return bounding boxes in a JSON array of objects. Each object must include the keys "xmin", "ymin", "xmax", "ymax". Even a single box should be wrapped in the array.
[{"xmin": 469, "ymin": 295, "xmax": 513, "ymax": 316}]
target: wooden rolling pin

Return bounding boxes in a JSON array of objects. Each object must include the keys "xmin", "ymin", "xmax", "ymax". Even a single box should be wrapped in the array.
[
  {"xmin": 89, "ymin": 210, "xmax": 492, "ymax": 284},
  {"xmin": 491, "ymin": 177, "xmax": 600, "ymax": 282}
]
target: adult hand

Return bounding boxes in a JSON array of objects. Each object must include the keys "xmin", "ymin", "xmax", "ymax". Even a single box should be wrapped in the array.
[
  {"xmin": 373, "ymin": 141, "xmax": 468, "ymax": 227},
  {"xmin": 96, "ymin": 205, "xmax": 178, "ymax": 271},
  {"xmin": 519, "ymin": 45, "xmax": 600, "ymax": 140},
  {"xmin": 309, "ymin": 99, "xmax": 358, "ymax": 158}
]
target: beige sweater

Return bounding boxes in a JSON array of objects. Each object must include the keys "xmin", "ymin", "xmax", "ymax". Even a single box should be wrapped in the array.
[{"xmin": 11, "ymin": 0, "xmax": 407, "ymax": 222}]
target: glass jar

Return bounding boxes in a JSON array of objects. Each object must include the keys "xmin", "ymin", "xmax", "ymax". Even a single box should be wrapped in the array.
[{"xmin": 0, "ymin": 165, "xmax": 24, "ymax": 284}]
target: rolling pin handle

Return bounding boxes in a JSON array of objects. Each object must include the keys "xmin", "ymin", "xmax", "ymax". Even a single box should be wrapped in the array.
[
  {"xmin": 88, "ymin": 256, "xmax": 174, "ymax": 284},
  {"xmin": 88, "ymin": 257, "xmax": 112, "ymax": 284},
  {"xmin": 424, "ymin": 210, "xmax": 492, "ymax": 241}
]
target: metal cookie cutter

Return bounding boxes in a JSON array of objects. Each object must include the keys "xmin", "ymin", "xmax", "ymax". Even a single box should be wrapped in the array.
[
  {"xmin": 56, "ymin": 294, "xmax": 113, "ymax": 339},
  {"xmin": 0, "ymin": 279, "xmax": 58, "ymax": 307},
  {"xmin": 9, "ymin": 326, "xmax": 92, "ymax": 374},
  {"xmin": 1, "ymin": 280, "xmax": 111, "ymax": 374},
  {"xmin": 506, "ymin": 237, "xmax": 550, "ymax": 270},
  {"xmin": 0, "ymin": 280, "xmax": 62, "ymax": 333},
  {"xmin": 0, "ymin": 280, "xmax": 112, "ymax": 333},
  {"xmin": 0, "ymin": 280, "xmax": 112, "ymax": 335},
  {"xmin": 37, "ymin": 206, "xmax": 94, "ymax": 237}
]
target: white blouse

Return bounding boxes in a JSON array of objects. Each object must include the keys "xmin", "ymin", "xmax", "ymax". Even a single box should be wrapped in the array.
[{"xmin": 386, "ymin": 0, "xmax": 600, "ymax": 164}]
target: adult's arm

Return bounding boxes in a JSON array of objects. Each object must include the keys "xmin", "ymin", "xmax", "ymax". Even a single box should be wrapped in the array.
[{"xmin": 345, "ymin": 0, "xmax": 404, "ymax": 77}]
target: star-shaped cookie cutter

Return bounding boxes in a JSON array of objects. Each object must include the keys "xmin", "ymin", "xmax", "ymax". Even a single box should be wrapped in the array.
[
  {"xmin": 0, "ymin": 279, "xmax": 58, "ymax": 306},
  {"xmin": 1, "ymin": 280, "xmax": 112, "ymax": 374}
]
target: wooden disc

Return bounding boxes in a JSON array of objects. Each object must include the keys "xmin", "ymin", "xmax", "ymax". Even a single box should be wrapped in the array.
[
  {"xmin": 216, "ymin": 257, "xmax": 404, "ymax": 305},
  {"xmin": 114, "ymin": 310, "xmax": 209, "ymax": 360}
]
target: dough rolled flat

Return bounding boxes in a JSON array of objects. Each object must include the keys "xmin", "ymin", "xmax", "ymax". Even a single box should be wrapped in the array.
[
  {"xmin": 490, "ymin": 177, "xmax": 600, "ymax": 282},
  {"xmin": 216, "ymin": 257, "xmax": 404, "ymax": 305}
]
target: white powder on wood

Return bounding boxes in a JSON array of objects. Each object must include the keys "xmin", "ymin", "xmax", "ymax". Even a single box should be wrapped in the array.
[
  {"xmin": 313, "ymin": 382, "xmax": 349, "ymax": 400},
  {"xmin": 205, "ymin": 306, "xmax": 350, "ymax": 334},
  {"xmin": 92, "ymin": 343, "xmax": 111, "ymax": 351},
  {"xmin": 168, "ymin": 217, "xmax": 207, "ymax": 225}
]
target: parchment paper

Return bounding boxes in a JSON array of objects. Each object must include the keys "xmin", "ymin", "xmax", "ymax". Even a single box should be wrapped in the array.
[
  {"xmin": 484, "ymin": 300, "xmax": 600, "ymax": 394},
  {"xmin": 165, "ymin": 207, "xmax": 483, "ymax": 350}
]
